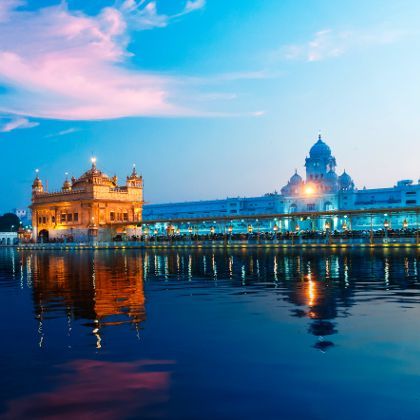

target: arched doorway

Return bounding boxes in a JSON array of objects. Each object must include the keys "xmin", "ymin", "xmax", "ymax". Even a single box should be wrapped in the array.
[
  {"xmin": 324, "ymin": 201, "xmax": 333, "ymax": 211},
  {"xmin": 38, "ymin": 229, "xmax": 49, "ymax": 243}
]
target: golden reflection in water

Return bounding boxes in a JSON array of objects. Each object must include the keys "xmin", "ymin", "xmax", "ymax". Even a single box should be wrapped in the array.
[
  {"xmin": 305, "ymin": 276, "xmax": 318, "ymax": 321},
  {"xmin": 26, "ymin": 251, "xmax": 146, "ymax": 347}
]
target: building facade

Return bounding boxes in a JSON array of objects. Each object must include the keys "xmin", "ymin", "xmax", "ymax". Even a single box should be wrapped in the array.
[
  {"xmin": 143, "ymin": 134, "xmax": 419, "ymax": 231},
  {"xmin": 30, "ymin": 159, "xmax": 143, "ymax": 242}
]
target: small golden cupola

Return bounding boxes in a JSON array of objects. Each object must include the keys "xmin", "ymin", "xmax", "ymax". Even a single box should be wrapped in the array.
[
  {"xmin": 62, "ymin": 172, "xmax": 72, "ymax": 192},
  {"xmin": 32, "ymin": 169, "xmax": 44, "ymax": 194},
  {"xmin": 126, "ymin": 164, "xmax": 143, "ymax": 188}
]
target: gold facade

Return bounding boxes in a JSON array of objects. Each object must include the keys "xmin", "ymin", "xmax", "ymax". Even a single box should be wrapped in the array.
[{"xmin": 30, "ymin": 160, "xmax": 143, "ymax": 242}]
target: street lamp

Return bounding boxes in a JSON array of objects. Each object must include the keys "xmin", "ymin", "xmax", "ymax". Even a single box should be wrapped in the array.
[
  {"xmin": 403, "ymin": 219, "xmax": 408, "ymax": 229},
  {"xmin": 273, "ymin": 224, "xmax": 279, "ymax": 232},
  {"xmin": 228, "ymin": 225, "xmax": 233, "ymax": 234},
  {"xmin": 247, "ymin": 224, "xmax": 253, "ymax": 234},
  {"xmin": 383, "ymin": 219, "xmax": 390, "ymax": 229},
  {"xmin": 295, "ymin": 224, "xmax": 300, "ymax": 232},
  {"xmin": 210, "ymin": 226, "xmax": 215, "ymax": 235}
]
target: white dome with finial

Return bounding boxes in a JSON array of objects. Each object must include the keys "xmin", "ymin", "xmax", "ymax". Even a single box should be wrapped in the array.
[
  {"xmin": 289, "ymin": 170, "xmax": 303, "ymax": 184},
  {"xmin": 339, "ymin": 170, "xmax": 354, "ymax": 190},
  {"xmin": 309, "ymin": 134, "xmax": 332, "ymax": 158}
]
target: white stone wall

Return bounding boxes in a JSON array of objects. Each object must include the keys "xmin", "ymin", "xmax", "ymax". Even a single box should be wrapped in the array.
[{"xmin": 0, "ymin": 232, "xmax": 18, "ymax": 245}]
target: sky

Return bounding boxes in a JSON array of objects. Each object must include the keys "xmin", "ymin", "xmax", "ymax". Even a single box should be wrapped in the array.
[{"xmin": 1, "ymin": 0, "xmax": 420, "ymax": 212}]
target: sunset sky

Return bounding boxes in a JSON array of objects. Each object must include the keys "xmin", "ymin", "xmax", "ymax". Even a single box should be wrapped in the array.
[{"xmin": 1, "ymin": 0, "xmax": 419, "ymax": 211}]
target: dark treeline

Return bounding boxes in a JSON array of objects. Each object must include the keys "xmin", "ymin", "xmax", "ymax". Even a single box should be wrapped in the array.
[{"xmin": 0, "ymin": 213, "xmax": 20, "ymax": 232}]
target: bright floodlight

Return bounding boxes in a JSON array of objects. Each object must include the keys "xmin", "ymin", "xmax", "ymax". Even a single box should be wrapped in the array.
[{"xmin": 304, "ymin": 184, "xmax": 315, "ymax": 195}]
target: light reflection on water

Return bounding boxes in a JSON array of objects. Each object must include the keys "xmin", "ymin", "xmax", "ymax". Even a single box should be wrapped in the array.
[{"xmin": 0, "ymin": 248, "xmax": 419, "ymax": 419}]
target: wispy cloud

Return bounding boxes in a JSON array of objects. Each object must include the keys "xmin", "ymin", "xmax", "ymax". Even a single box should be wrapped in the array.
[
  {"xmin": 282, "ymin": 27, "xmax": 405, "ymax": 62},
  {"xmin": 184, "ymin": 0, "xmax": 206, "ymax": 14},
  {"xmin": 45, "ymin": 127, "xmax": 80, "ymax": 138},
  {"xmin": 0, "ymin": 0, "xmax": 23, "ymax": 22},
  {"xmin": 0, "ymin": 116, "xmax": 39, "ymax": 132},
  {"xmin": 0, "ymin": 1, "xmax": 207, "ymax": 121},
  {"xmin": 120, "ymin": 0, "xmax": 205, "ymax": 30}
]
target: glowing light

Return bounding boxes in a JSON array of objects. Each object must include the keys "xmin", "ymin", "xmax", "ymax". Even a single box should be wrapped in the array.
[
  {"xmin": 304, "ymin": 184, "xmax": 315, "ymax": 195},
  {"xmin": 307, "ymin": 275, "xmax": 316, "ymax": 307}
]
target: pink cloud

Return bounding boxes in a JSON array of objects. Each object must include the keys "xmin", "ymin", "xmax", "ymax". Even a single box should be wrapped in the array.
[
  {"xmin": 0, "ymin": 0, "xmax": 23, "ymax": 22},
  {"xmin": 3, "ymin": 359, "xmax": 174, "ymax": 419},
  {"xmin": 0, "ymin": 2, "xmax": 204, "ymax": 120},
  {"xmin": 0, "ymin": 116, "xmax": 39, "ymax": 132}
]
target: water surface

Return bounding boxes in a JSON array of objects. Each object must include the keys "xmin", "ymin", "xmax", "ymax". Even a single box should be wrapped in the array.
[{"xmin": 0, "ymin": 248, "xmax": 419, "ymax": 419}]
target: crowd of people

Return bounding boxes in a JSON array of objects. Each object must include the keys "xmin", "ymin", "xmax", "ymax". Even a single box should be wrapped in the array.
[{"xmin": 113, "ymin": 227, "xmax": 418, "ymax": 243}]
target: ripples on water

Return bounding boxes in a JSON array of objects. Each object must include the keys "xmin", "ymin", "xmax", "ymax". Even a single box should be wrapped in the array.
[{"xmin": 0, "ymin": 248, "xmax": 419, "ymax": 419}]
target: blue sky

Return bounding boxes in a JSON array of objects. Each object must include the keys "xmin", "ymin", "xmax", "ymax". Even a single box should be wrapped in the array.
[{"xmin": 0, "ymin": 0, "xmax": 419, "ymax": 212}]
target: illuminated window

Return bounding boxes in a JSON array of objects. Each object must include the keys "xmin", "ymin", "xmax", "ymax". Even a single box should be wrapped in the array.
[
  {"xmin": 74, "ymin": 213, "xmax": 78, "ymax": 222},
  {"xmin": 38, "ymin": 217, "xmax": 42, "ymax": 224},
  {"xmin": 67, "ymin": 213, "xmax": 73, "ymax": 222},
  {"xmin": 51, "ymin": 216, "xmax": 55, "ymax": 223},
  {"xmin": 61, "ymin": 214, "xmax": 66, "ymax": 223},
  {"xmin": 42, "ymin": 216, "xmax": 47, "ymax": 224},
  {"xmin": 110, "ymin": 212, "xmax": 115, "ymax": 221},
  {"xmin": 123, "ymin": 212, "xmax": 129, "ymax": 221}
]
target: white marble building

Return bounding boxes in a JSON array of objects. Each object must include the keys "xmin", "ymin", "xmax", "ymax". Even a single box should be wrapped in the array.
[{"xmin": 144, "ymin": 135, "xmax": 419, "ymax": 231}]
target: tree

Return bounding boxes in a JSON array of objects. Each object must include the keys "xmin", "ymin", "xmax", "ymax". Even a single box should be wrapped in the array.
[{"xmin": 0, "ymin": 213, "xmax": 21, "ymax": 232}]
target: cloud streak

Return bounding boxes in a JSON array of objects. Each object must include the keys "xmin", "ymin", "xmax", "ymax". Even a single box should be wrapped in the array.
[
  {"xmin": 45, "ymin": 127, "xmax": 80, "ymax": 138},
  {"xmin": 283, "ymin": 27, "xmax": 405, "ymax": 62},
  {"xmin": 0, "ymin": 1, "xmax": 206, "ymax": 121},
  {"xmin": 0, "ymin": 116, "xmax": 39, "ymax": 132}
]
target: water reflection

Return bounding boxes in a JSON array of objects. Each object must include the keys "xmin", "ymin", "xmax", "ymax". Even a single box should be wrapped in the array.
[
  {"xmin": 0, "ymin": 248, "xmax": 420, "ymax": 419},
  {"xmin": 2, "ymin": 248, "xmax": 419, "ymax": 353},
  {"xmin": 18, "ymin": 251, "xmax": 146, "ymax": 348},
  {"xmin": 3, "ymin": 359, "xmax": 174, "ymax": 420},
  {"xmin": 140, "ymin": 248, "xmax": 419, "ymax": 350}
]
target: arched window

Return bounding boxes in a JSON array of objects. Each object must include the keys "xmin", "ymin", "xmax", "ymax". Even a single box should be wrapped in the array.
[{"xmin": 289, "ymin": 204, "xmax": 297, "ymax": 213}]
